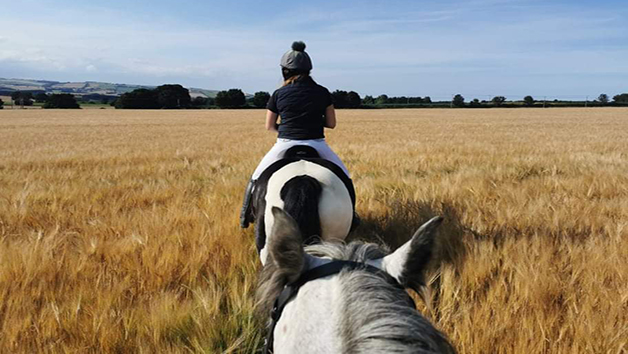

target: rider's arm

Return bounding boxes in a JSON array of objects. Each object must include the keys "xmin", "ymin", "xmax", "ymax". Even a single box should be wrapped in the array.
[
  {"xmin": 324, "ymin": 104, "xmax": 336, "ymax": 129},
  {"xmin": 266, "ymin": 110, "xmax": 279, "ymax": 133}
]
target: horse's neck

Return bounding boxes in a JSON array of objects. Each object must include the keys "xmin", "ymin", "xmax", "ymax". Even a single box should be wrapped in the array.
[{"xmin": 274, "ymin": 277, "xmax": 343, "ymax": 354}]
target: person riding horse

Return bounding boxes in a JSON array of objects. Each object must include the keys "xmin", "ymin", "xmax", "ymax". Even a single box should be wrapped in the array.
[{"xmin": 240, "ymin": 41, "xmax": 358, "ymax": 231}]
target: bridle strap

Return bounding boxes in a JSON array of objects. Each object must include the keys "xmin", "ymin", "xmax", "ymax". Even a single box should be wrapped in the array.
[{"xmin": 263, "ymin": 260, "xmax": 414, "ymax": 354}]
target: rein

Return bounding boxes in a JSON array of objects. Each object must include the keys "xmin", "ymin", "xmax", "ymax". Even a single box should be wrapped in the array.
[{"xmin": 263, "ymin": 260, "xmax": 415, "ymax": 354}]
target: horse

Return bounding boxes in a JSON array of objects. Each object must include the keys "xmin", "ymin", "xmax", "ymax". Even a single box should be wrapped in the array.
[
  {"xmin": 257, "ymin": 207, "xmax": 456, "ymax": 354},
  {"xmin": 251, "ymin": 146, "xmax": 358, "ymax": 265}
]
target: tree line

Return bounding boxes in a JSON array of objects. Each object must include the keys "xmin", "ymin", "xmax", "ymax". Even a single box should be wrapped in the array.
[
  {"xmin": 100, "ymin": 87, "xmax": 444, "ymax": 109},
  {"xmin": 5, "ymin": 87, "xmax": 628, "ymax": 110},
  {"xmin": 6, "ymin": 91, "xmax": 80, "ymax": 108},
  {"xmin": 449, "ymin": 93, "xmax": 628, "ymax": 108},
  {"xmin": 112, "ymin": 86, "xmax": 273, "ymax": 109}
]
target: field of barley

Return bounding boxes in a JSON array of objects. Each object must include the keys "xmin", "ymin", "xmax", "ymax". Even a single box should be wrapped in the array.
[{"xmin": 0, "ymin": 108, "xmax": 627, "ymax": 353}]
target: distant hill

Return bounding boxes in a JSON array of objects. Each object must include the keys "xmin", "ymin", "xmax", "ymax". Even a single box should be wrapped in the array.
[{"xmin": 0, "ymin": 78, "xmax": 220, "ymax": 98}]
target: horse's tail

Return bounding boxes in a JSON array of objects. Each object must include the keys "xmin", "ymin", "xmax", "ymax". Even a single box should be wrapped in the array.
[{"xmin": 280, "ymin": 175, "xmax": 322, "ymax": 244}]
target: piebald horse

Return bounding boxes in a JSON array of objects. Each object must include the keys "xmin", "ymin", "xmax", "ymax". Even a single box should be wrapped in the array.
[
  {"xmin": 252, "ymin": 147, "xmax": 357, "ymax": 265},
  {"xmin": 257, "ymin": 207, "xmax": 456, "ymax": 354}
]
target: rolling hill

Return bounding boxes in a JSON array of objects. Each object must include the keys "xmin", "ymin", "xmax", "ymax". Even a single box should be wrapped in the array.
[{"xmin": 0, "ymin": 78, "xmax": 220, "ymax": 98}]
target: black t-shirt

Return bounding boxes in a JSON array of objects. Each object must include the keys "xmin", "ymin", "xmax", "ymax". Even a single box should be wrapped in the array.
[{"xmin": 266, "ymin": 77, "xmax": 333, "ymax": 140}]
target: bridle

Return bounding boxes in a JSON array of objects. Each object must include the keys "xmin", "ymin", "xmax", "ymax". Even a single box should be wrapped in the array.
[{"xmin": 262, "ymin": 260, "xmax": 415, "ymax": 354}]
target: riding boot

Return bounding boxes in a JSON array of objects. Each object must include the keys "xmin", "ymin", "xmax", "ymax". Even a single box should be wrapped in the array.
[
  {"xmin": 351, "ymin": 211, "xmax": 361, "ymax": 232},
  {"xmin": 240, "ymin": 179, "xmax": 256, "ymax": 229},
  {"xmin": 347, "ymin": 179, "xmax": 361, "ymax": 232}
]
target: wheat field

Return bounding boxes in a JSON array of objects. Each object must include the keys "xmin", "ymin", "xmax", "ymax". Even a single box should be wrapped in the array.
[{"xmin": 0, "ymin": 108, "xmax": 626, "ymax": 353}]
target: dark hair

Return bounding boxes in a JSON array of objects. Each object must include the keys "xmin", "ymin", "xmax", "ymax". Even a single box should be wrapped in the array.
[
  {"xmin": 282, "ymin": 68, "xmax": 314, "ymax": 86},
  {"xmin": 282, "ymin": 67, "xmax": 310, "ymax": 79}
]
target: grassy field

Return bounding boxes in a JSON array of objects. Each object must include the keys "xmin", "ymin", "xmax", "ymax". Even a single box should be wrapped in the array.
[{"xmin": 0, "ymin": 108, "xmax": 627, "ymax": 353}]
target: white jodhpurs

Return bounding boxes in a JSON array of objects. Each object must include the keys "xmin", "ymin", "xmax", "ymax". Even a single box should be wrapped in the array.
[{"xmin": 251, "ymin": 138, "xmax": 350, "ymax": 179}]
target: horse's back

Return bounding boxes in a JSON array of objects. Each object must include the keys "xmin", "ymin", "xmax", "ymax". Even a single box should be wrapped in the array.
[{"xmin": 263, "ymin": 159, "xmax": 353, "ymax": 243}]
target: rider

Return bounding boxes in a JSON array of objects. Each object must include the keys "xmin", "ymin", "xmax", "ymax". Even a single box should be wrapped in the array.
[{"xmin": 240, "ymin": 41, "xmax": 352, "ymax": 228}]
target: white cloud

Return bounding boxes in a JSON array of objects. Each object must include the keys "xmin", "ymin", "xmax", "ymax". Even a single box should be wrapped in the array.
[{"xmin": 0, "ymin": 1, "xmax": 626, "ymax": 97}]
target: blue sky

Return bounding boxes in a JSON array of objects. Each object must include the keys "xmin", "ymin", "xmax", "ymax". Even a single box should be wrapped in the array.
[{"xmin": 1, "ymin": 0, "xmax": 627, "ymax": 100}]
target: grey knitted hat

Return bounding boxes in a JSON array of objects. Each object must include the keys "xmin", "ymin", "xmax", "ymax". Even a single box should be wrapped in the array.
[{"xmin": 280, "ymin": 41, "xmax": 313, "ymax": 71}]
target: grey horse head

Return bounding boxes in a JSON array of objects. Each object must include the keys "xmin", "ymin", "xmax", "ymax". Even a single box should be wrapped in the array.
[{"xmin": 257, "ymin": 207, "xmax": 456, "ymax": 354}]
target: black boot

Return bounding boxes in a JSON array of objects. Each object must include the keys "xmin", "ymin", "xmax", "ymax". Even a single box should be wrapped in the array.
[
  {"xmin": 240, "ymin": 179, "xmax": 256, "ymax": 229},
  {"xmin": 350, "ymin": 211, "xmax": 361, "ymax": 232},
  {"xmin": 347, "ymin": 178, "xmax": 361, "ymax": 232}
]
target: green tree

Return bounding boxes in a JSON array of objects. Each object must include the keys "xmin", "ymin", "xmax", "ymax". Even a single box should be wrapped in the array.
[
  {"xmin": 469, "ymin": 98, "xmax": 481, "ymax": 108},
  {"xmin": 115, "ymin": 89, "xmax": 159, "ymax": 109},
  {"xmin": 35, "ymin": 93, "xmax": 49, "ymax": 103},
  {"xmin": 215, "ymin": 89, "xmax": 246, "ymax": 108},
  {"xmin": 423, "ymin": 96, "xmax": 432, "ymax": 103},
  {"xmin": 10, "ymin": 91, "xmax": 19, "ymax": 101},
  {"xmin": 362, "ymin": 95, "xmax": 375, "ymax": 105},
  {"xmin": 491, "ymin": 96, "xmax": 506, "ymax": 106},
  {"xmin": 523, "ymin": 95, "xmax": 535, "ymax": 106},
  {"xmin": 191, "ymin": 96, "xmax": 209, "ymax": 108},
  {"xmin": 346, "ymin": 91, "xmax": 361, "ymax": 108},
  {"xmin": 375, "ymin": 94, "xmax": 389, "ymax": 105},
  {"xmin": 452, "ymin": 94, "xmax": 465, "ymax": 107},
  {"xmin": 155, "ymin": 84, "xmax": 191, "ymax": 109},
  {"xmin": 597, "ymin": 94, "xmax": 609, "ymax": 104},
  {"xmin": 229, "ymin": 89, "xmax": 246, "ymax": 108},
  {"xmin": 393, "ymin": 96, "xmax": 407, "ymax": 104},
  {"xmin": 613, "ymin": 93, "xmax": 628, "ymax": 103},
  {"xmin": 331, "ymin": 90, "xmax": 349, "ymax": 108},
  {"xmin": 253, "ymin": 91, "xmax": 271, "ymax": 108},
  {"xmin": 43, "ymin": 94, "xmax": 80, "ymax": 109},
  {"xmin": 11, "ymin": 91, "xmax": 33, "ymax": 106}
]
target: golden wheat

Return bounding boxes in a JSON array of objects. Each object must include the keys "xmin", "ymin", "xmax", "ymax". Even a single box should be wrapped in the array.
[{"xmin": 0, "ymin": 108, "xmax": 626, "ymax": 353}]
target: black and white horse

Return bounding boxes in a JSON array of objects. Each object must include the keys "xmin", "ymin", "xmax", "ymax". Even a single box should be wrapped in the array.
[{"xmin": 251, "ymin": 146, "xmax": 357, "ymax": 265}]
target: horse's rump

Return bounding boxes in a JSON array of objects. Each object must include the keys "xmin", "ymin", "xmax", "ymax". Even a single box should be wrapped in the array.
[{"xmin": 253, "ymin": 158, "xmax": 355, "ymax": 264}]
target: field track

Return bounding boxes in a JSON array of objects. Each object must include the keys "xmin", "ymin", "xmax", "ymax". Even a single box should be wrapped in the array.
[{"xmin": 1, "ymin": 108, "xmax": 627, "ymax": 353}]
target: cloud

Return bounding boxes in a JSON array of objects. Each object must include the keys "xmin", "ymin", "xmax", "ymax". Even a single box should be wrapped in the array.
[
  {"xmin": 0, "ymin": 0, "xmax": 626, "ymax": 97},
  {"xmin": 0, "ymin": 49, "xmax": 67, "ymax": 70}
]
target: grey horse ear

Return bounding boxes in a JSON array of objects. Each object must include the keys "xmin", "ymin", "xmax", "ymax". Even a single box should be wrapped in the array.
[
  {"xmin": 379, "ymin": 216, "xmax": 443, "ymax": 290},
  {"xmin": 269, "ymin": 207, "xmax": 306, "ymax": 283}
]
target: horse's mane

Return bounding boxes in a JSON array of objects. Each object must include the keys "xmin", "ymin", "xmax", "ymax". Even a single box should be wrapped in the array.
[{"xmin": 257, "ymin": 241, "xmax": 456, "ymax": 353}]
